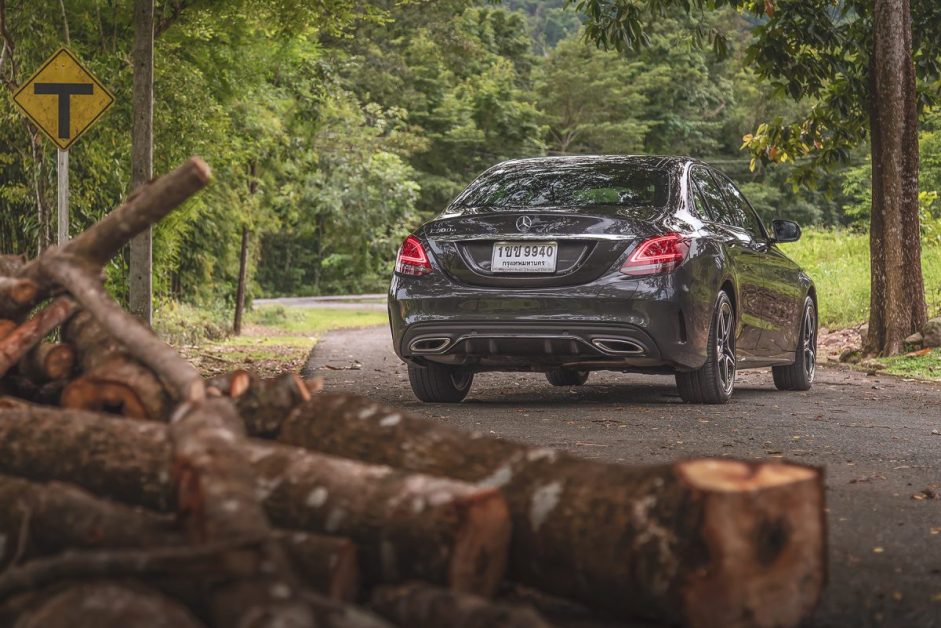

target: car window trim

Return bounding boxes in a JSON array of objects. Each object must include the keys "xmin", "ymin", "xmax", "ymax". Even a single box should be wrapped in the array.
[{"xmin": 713, "ymin": 171, "xmax": 769, "ymax": 241}]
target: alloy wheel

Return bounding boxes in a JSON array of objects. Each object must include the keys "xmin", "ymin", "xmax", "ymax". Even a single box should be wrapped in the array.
[
  {"xmin": 802, "ymin": 303, "xmax": 817, "ymax": 382},
  {"xmin": 716, "ymin": 300, "xmax": 736, "ymax": 395}
]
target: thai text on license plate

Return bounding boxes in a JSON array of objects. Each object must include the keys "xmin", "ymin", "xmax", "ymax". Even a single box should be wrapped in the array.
[{"xmin": 491, "ymin": 241, "xmax": 558, "ymax": 273}]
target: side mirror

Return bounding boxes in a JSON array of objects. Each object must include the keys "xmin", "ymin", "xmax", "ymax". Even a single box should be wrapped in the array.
[{"xmin": 771, "ymin": 219, "xmax": 802, "ymax": 243}]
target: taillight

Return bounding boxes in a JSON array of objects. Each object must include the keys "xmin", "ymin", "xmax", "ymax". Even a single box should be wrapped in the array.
[
  {"xmin": 395, "ymin": 235, "xmax": 433, "ymax": 276},
  {"xmin": 619, "ymin": 233, "xmax": 689, "ymax": 276}
]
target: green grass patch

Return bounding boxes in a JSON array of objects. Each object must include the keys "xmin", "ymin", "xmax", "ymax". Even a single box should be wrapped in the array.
[
  {"xmin": 876, "ymin": 349, "xmax": 941, "ymax": 380},
  {"xmin": 783, "ymin": 229, "xmax": 941, "ymax": 329},
  {"xmin": 247, "ymin": 305, "xmax": 387, "ymax": 335}
]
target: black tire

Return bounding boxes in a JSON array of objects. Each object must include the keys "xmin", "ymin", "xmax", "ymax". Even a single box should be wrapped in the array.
[
  {"xmin": 676, "ymin": 292, "xmax": 736, "ymax": 404},
  {"xmin": 545, "ymin": 368, "xmax": 589, "ymax": 386},
  {"xmin": 407, "ymin": 363, "xmax": 473, "ymax": 403},
  {"xmin": 773, "ymin": 297, "xmax": 817, "ymax": 391}
]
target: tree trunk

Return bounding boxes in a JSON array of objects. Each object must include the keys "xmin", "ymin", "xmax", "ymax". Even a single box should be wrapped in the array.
[
  {"xmin": 370, "ymin": 583, "xmax": 550, "ymax": 628},
  {"xmin": 275, "ymin": 395, "xmax": 826, "ymax": 626},
  {"xmin": 866, "ymin": 0, "xmax": 925, "ymax": 356},
  {"xmin": 0, "ymin": 404, "xmax": 510, "ymax": 596},
  {"xmin": 128, "ymin": 0, "xmax": 154, "ymax": 324},
  {"xmin": 233, "ymin": 226, "xmax": 249, "ymax": 335}
]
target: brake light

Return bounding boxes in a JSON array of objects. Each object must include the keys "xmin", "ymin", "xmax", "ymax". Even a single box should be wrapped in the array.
[
  {"xmin": 395, "ymin": 235, "xmax": 433, "ymax": 276},
  {"xmin": 620, "ymin": 233, "xmax": 689, "ymax": 276}
]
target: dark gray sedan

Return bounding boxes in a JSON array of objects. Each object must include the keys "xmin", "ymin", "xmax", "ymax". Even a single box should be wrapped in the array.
[{"xmin": 388, "ymin": 156, "xmax": 817, "ymax": 404}]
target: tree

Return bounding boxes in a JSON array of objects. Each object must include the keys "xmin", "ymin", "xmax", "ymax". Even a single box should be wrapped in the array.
[{"xmin": 571, "ymin": 0, "xmax": 941, "ymax": 355}]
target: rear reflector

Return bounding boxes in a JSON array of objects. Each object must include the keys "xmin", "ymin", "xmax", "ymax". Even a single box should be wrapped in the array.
[
  {"xmin": 395, "ymin": 235, "xmax": 433, "ymax": 276},
  {"xmin": 620, "ymin": 233, "xmax": 689, "ymax": 277}
]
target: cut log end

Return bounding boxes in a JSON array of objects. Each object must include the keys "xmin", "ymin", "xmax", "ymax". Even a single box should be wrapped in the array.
[
  {"xmin": 676, "ymin": 459, "xmax": 826, "ymax": 628},
  {"xmin": 450, "ymin": 488, "xmax": 512, "ymax": 597},
  {"xmin": 189, "ymin": 156, "xmax": 212, "ymax": 185},
  {"xmin": 61, "ymin": 378, "xmax": 150, "ymax": 419}
]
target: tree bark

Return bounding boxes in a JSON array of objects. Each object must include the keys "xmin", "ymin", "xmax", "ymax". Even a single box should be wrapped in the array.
[
  {"xmin": 10, "ymin": 582, "xmax": 205, "ymax": 628},
  {"xmin": 235, "ymin": 372, "xmax": 310, "ymax": 436},
  {"xmin": 60, "ymin": 310, "xmax": 170, "ymax": 419},
  {"xmin": 276, "ymin": 395, "xmax": 827, "ymax": 626},
  {"xmin": 129, "ymin": 0, "xmax": 155, "ymax": 324},
  {"xmin": 0, "ymin": 404, "xmax": 511, "ymax": 595},
  {"xmin": 370, "ymin": 583, "xmax": 550, "ymax": 628},
  {"xmin": 206, "ymin": 369, "xmax": 251, "ymax": 397},
  {"xmin": 866, "ymin": 0, "xmax": 925, "ymax": 356}
]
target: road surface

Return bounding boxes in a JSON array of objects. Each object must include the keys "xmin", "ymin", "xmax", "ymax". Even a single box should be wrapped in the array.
[{"xmin": 304, "ymin": 324, "xmax": 941, "ymax": 628}]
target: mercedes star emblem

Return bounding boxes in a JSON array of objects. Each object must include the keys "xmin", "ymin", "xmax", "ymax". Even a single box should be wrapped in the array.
[{"xmin": 516, "ymin": 215, "xmax": 534, "ymax": 232}]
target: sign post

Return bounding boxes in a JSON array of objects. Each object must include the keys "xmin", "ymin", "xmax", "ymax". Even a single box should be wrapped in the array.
[
  {"xmin": 57, "ymin": 148, "xmax": 69, "ymax": 245},
  {"xmin": 11, "ymin": 48, "xmax": 114, "ymax": 246}
]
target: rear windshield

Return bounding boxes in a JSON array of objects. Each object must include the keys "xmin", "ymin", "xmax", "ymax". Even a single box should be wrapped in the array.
[{"xmin": 451, "ymin": 162, "xmax": 671, "ymax": 211}]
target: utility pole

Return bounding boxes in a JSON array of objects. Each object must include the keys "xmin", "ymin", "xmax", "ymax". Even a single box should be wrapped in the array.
[{"xmin": 129, "ymin": 0, "xmax": 154, "ymax": 323}]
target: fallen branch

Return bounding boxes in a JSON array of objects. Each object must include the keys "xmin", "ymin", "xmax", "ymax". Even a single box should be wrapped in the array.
[
  {"xmin": 14, "ymin": 157, "xmax": 212, "ymax": 313},
  {"xmin": 18, "ymin": 342, "xmax": 75, "ymax": 383}
]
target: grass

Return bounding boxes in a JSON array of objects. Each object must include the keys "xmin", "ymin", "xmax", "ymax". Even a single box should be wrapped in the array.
[
  {"xmin": 177, "ymin": 305, "xmax": 387, "ymax": 377},
  {"xmin": 877, "ymin": 348, "xmax": 941, "ymax": 380},
  {"xmin": 784, "ymin": 229, "xmax": 941, "ymax": 330}
]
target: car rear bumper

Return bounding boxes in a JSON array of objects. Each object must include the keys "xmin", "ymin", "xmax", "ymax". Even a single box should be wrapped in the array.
[{"xmin": 389, "ymin": 274, "xmax": 709, "ymax": 371}]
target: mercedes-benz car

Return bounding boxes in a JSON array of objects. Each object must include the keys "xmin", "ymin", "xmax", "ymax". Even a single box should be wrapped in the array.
[{"xmin": 388, "ymin": 156, "xmax": 817, "ymax": 404}]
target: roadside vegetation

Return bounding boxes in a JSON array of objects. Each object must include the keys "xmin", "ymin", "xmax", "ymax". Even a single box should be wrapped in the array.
[{"xmin": 172, "ymin": 306, "xmax": 387, "ymax": 377}]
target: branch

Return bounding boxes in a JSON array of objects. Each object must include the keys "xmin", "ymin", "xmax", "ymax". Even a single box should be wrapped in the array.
[
  {"xmin": 0, "ymin": 297, "xmax": 77, "ymax": 378},
  {"xmin": 155, "ymin": 0, "xmax": 191, "ymax": 38},
  {"xmin": 41, "ymin": 256, "xmax": 205, "ymax": 404},
  {"xmin": 14, "ymin": 157, "xmax": 211, "ymax": 311}
]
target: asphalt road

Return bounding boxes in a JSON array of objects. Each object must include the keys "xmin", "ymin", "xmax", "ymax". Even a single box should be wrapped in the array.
[{"xmin": 304, "ymin": 324, "xmax": 941, "ymax": 628}]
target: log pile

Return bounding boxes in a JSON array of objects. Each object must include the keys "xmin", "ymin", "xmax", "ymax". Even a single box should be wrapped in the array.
[{"xmin": 0, "ymin": 157, "xmax": 827, "ymax": 628}]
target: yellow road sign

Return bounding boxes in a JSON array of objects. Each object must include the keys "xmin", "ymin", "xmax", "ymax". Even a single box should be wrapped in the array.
[{"xmin": 12, "ymin": 48, "xmax": 115, "ymax": 150}]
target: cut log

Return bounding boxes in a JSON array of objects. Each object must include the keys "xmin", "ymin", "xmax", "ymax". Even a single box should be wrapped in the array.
[
  {"xmin": 0, "ymin": 404, "xmax": 510, "ymax": 596},
  {"xmin": 42, "ymin": 257, "xmax": 204, "ymax": 403},
  {"xmin": 12, "ymin": 158, "xmax": 212, "ymax": 315},
  {"xmin": 10, "ymin": 582, "xmax": 206, "ymax": 628},
  {"xmin": 169, "ymin": 397, "xmax": 313, "ymax": 626},
  {"xmin": 18, "ymin": 343, "xmax": 75, "ymax": 383},
  {"xmin": 371, "ymin": 582, "xmax": 550, "ymax": 628},
  {"xmin": 0, "ymin": 475, "xmax": 359, "ymax": 601},
  {"xmin": 61, "ymin": 311, "xmax": 170, "ymax": 419},
  {"xmin": 0, "ymin": 298, "xmax": 78, "ymax": 379},
  {"xmin": 235, "ymin": 372, "xmax": 311, "ymax": 436},
  {"xmin": 0, "ymin": 278, "xmax": 38, "ymax": 317},
  {"xmin": 0, "ymin": 377, "xmax": 67, "ymax": 406},
  {"xmin": 206, "ymin": 369, "xmax": 251, "ymax": 398},
  {"xmin": 276, "ymin": 395, "xmax": 827, "ymax": 627}
]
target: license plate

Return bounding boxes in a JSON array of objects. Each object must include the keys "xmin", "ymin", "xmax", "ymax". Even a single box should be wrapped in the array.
[{"xmin": 491, "ymin": 241, "xmax": 558, "ymax": 273}]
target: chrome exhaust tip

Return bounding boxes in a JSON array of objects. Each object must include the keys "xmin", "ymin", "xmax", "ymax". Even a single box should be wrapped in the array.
[
  {"xmin": 591, "ymin": 338, "xmax": 644, "ymax": 355},
  {"xmin": 409, "ymin": 337, "xmax": 452, "ymax": 354}
]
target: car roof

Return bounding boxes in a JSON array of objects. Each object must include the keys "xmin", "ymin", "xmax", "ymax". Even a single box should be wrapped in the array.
[{"xmin": 491, "ymin": 154, "xmax": 699, "ymax": 171}]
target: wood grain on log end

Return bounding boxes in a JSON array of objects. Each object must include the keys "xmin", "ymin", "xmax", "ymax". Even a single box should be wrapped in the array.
[
  {"xmin": 450, "ymin": 486, "xmax": 511, "ymax": 597},
  {"xmin": 61, "ymin": 377, "xmax": 150, "ymax": 419},
  {"xmin": 675, "ymin": 459, "xmax": 825, "ymax": 628},
  {"xmin": 0, "ymin": 320, "xmax": 16, "ymax": 340}
]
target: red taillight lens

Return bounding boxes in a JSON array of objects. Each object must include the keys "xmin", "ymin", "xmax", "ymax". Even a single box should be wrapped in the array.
[
  {"xmin": 395, "ymin": 235, "xmax": 433, "ymax": 276},
  {"xmin": 620, "ymin": 233, "xmax": 689, "ymax": 276}
]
